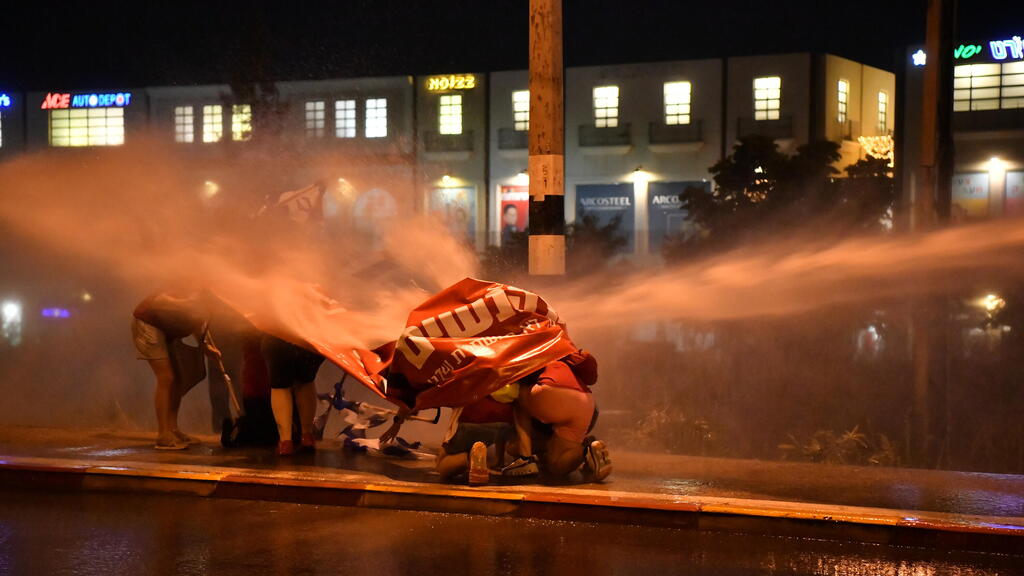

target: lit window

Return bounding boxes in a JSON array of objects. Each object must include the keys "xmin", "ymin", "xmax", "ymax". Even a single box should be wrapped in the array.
[
  {"xmin": 174, "ymin": 106, "xmax": 194, "ymax": 143},
  {"xmin": 231, "ymin": 104, "xmax": 252, "ymax": 141},
  {"xmin": 754, "ymin": 76, "xmax": 781, "ymax": 121},
  {"xmin": 664, "ymin": 81, "xmax": 691, "ymax": 125},
  {"xmin": 202, "ymin": 105, "xmax": 223, "ymax": 143},
  {"xmin": 305, "ymin": 101, "xmax": 325, "ymax": 138},
  {"xmin": 439, "ymin": 94, "xmax": 463, "ymax": 135},
  {"xmin": 335, "ymin": 99, "xmax": 356, "ymax": 138},
  {"xmin": 365, "ymin": 98, "xmax": 387, "ymax": 138},
  {"xmin": 512, "ymin": 90, "xmax": 529, "ymax": 131},
  {"xmin": 877, "ymin": 91, "xmax": 888, "ymax": 133},
  {"xmin": 953, "ymin": 64, "xmax": 1001, "ymax": 111},
  {"xmin": 49, "ymin": 108, "xmax": 125, "ymax": 147},
  {"xmin": 593, "ymin": 85, "xmax": 619, "ymax": 128},
  {"xmin": 837, "ymin": 79, "xmax": 849, "ymax": 124},
  {"xmin": 1000, "ymin": 61, "xmax": 1024, "ymax": 109}
]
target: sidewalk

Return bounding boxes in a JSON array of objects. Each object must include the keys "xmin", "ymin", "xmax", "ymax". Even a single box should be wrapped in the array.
[{"xmin": 1, "ymin": 425, "xmax": 1022, "ymax": 553}]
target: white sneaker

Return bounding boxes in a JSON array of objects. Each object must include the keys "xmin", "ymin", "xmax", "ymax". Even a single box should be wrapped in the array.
[{"xmin": 583, "ymin": 439, "xmax": 612, "ymax": 482}]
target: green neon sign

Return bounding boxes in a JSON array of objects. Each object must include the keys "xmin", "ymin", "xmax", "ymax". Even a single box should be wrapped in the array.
[{"xmin": 954, "ymin": 44, "xmax": 984, "ymax": 60}]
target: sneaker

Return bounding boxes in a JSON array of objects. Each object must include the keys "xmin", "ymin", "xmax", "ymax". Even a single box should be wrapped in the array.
[
  {"xmin": 173, "ymin": 430, "xmax": 200, "ymax": 445},
  {"xmin": 468, "ymin": 441, "xmax": 489, "ymax": 485},
  {"xmin": 155, "ymin": 435, "xmax": 188, "ymax": 451},
  {"xmin": 501, "ymin": 455, "xmax": 539, "ymax": 477},
  {"xmin": 583, "ymin": 438, "xmax": 612, "ymax": 482},
  {"xmin": 277, "ymin": 440, "xmax": 296, "ymax": 456}
]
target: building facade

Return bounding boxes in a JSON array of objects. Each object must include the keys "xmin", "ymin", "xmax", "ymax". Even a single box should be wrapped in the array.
[
  {"xmin": 901, "ymin": 37, "xmax": 1024, "ymax": 221},
  {"xmin": 0, "ymin": 52, "xmax": 894, "ymax": 259}
]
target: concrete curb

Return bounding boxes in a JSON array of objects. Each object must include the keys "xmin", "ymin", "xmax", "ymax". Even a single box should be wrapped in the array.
[{"xmin": 1, "ymin": 454, "xmax": 1022, "ymax": 554}]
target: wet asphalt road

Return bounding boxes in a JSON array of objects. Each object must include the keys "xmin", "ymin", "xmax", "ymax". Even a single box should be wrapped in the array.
[{"xmin": 0, "ymin": 488, "xmax": 1021, "ymax": 576}]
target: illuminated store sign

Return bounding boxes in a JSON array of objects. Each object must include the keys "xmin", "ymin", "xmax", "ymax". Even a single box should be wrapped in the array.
[
  {"xmin": 952, "ymin": 36, "xmax": 1024, "ymax": 61},
  {"xmin": 954, "ymin": 44, "xmax": 984, "ymax": 60},
  {"xmin": 990, "ymin": 36, "xmax": 1024, "ymax": 60},
  {"xmin": 426, "ymin": 74, "xmax": 476, "ymax": 91},
  {"xmin": 40, "ymin": 92, "xmax": 132, "ymax": 110},
  {"xmin": 0, "ymin": 94, "xmax": 10, "ymax": 108}
]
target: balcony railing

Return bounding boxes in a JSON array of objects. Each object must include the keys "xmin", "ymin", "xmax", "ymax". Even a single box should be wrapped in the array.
[
  {"xmin": 423, "ymin": 130, "xmax": 474, "ymax": 153},
  {"xmin": 497, "ymin": 127, "xmax": 528, "ymax": 150},
  {"xmin": 579, "ymin": 123, "xmax": 631, "ymax": 147},
  {"xmin": 649, "ymin": 120, "xmax": 703, "ymax": 144},
  {"xmin": 736, "ymin": 115, "xmax": 794, "ymax": 140}
]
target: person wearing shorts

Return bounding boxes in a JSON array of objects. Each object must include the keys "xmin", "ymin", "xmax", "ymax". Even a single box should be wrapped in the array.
[
  {"xmin": 260, "ymin": 334, "xmax": 326, "ymax": 455},
  {"xmin": 505, "ymin": 351, "xmax": 612, "ymax": 481},
  {"xmin": 132, "ymin": 291, "xmax": 219, "ymax": 450}
]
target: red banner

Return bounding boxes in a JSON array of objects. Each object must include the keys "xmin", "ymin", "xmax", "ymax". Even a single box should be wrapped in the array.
[
  {"xmin": 385, "ymin": 278, "xmax": 577, "ymax": 411},
  {"xmin": 219, "ymin": 278, "xmax": 576, "ymax": 412}
]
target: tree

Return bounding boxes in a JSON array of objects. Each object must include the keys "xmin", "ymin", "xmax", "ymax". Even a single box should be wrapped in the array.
[
  {"xmin": 566, "ymin": 212, "xmax": 628, "ymax": 276},
  {"xmin": 839, "ymin": 156, "xmax": 896, "ymax": 232},
  {"xmin": 668, "ymin": 135, "xmax": 882, "ymax": 258}
]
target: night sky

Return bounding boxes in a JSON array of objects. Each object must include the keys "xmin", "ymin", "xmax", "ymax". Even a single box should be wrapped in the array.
[{"xmin": 1, "ymin": 1, "xmax": 1023, "ymax": 91}]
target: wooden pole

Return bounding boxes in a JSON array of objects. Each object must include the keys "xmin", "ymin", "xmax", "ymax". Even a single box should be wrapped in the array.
[
  {"xmin": 911, "ymin": 0, "xmax": 954, "ymax": 465},
  {"xmin": 528, "ymin": 0, "xmax": 565, "ymax": 275}
]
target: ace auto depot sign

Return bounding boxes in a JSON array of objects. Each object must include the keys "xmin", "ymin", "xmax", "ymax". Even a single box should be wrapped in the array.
[{"xmin": 40, "ymin": 91, "xmax": 132, "ymax": 110}]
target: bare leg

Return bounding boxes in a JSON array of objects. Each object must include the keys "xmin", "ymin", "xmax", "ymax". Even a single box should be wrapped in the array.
[
  {"xmin": 293, "ymin": 381, "xmax": 318, "ymax": 435},
  {"xmin": 147, "ymin": 358, "xmax": 178, "ymax": 440},
  {"xmin": 270, "ymin": 388, "xmax": 294, "ymax": 442},
  {"xmin": 436, "ymin": 448, "xmax": 470, "ymax": 480},
  {"xmin": 512, "ymin": 404, "xmax": 534, "ymax": 458},
  {"xmin": 543, "ymin": 434, "xmax": 586, "ymax": 478}
]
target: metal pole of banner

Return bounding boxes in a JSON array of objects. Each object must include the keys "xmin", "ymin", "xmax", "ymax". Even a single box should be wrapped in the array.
[{"xmin": 528, "ymin": 0, "xmax": 565, "ymax": 275}]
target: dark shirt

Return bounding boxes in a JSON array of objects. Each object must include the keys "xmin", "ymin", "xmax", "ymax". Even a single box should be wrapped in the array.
[{"xmin": 133, "ymin": 293, "xmax": 205, "ymax": 339}]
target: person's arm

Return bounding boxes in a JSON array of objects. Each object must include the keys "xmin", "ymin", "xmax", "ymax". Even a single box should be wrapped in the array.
[
  {"xmin": 200, "ymin": 328, "xmax": 222, "ymax": 359},
  {"xmin": 378, "ymin": 406, "xmax": 411, "ymax": 445}
]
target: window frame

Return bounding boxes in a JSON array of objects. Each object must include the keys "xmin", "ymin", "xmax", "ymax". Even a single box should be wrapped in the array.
[
  {"xmin": 334, "ymin": 99, "xmax": 357, "ymax": 139},
  {"xmin": 512, "ymin": 90, "xmax": 529, "ymax": 131},
  {"xmin": 202, "ymin": 104, "xmax": 223, "ymax": 143},
  {"xmin": 877, "ymin": 91, "xmax": 889, "ymax": 133},
  {"xmin": 174, "ymin": 105, "xmax": 194, "ymax": 143},
  {"xmin": 593, "ymin": 85, "xmax": 620, "ymax": 128},
  {"xmin": 837, "ymin": 79, "xmax": 849, "ymax": 125},
  {"xmin": 231, "ymin": 104, "xmax": 252, "ymax": 142},
  {"xmin": 49, "ymin": 107, "xmax": 125, "ymax": 147},
  {"xmin": 305, "ymin": 100, "xmax": 326, "ymax": 138},
  {"xmin": 364, "ymin": 97, "xmax": 388, "ymax": 139},
  {"xmin": 753, "ymin": 76, "xmax": 782, "ymax": 121},
  {"xmin": 663, "ymin": 81, "xmax": 692, "ymax": 126},
  {"xmin": 438, "ymin": 93, "xmax": 463, "ymax": 135}
]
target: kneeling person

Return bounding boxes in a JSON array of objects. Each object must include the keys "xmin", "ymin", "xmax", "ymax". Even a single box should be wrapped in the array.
[{"xmin": 505, "ymin": 351, "xmax": 612, "ymax": 481}]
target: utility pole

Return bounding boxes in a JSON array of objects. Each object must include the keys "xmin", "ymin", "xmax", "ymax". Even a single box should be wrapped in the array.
[
  {"xmin": 911, "ymin": 0, "xmax": 955, "ymax": 465},
  {"xmin": 528, "ymin": 0, "xmax": 565, "ymax": 275}
]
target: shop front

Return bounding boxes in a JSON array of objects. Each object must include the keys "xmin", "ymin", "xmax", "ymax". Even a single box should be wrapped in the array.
[{"xmin": 27, "ymin": 89, "xmax": 143, "ymax": 150}]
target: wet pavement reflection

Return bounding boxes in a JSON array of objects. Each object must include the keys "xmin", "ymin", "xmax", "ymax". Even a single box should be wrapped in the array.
[
  {"xmin": 2, "ymin": 427, "xmax": 1023, "ymax": 520},
  {"xmin": 1, "ymin": 488, "xmax": 1021, "ymax": 576}
]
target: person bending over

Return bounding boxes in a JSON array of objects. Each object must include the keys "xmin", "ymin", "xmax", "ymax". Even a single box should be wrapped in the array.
[{"xmin": 131, "ymin": 290, "xmax": 220, "ymax": 450}]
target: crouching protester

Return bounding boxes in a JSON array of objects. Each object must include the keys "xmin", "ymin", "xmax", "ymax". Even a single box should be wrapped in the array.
[
  {"xmin": 435, "ymin": 384, "xmax": 519, "ymax": 484},
  {"xmin": 502, "ymin": 350, "xmax": 612, "ymax": 482},
  {"xmin": 131, "ymin": 290, "xmax": 222, "ymax": 450}
]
